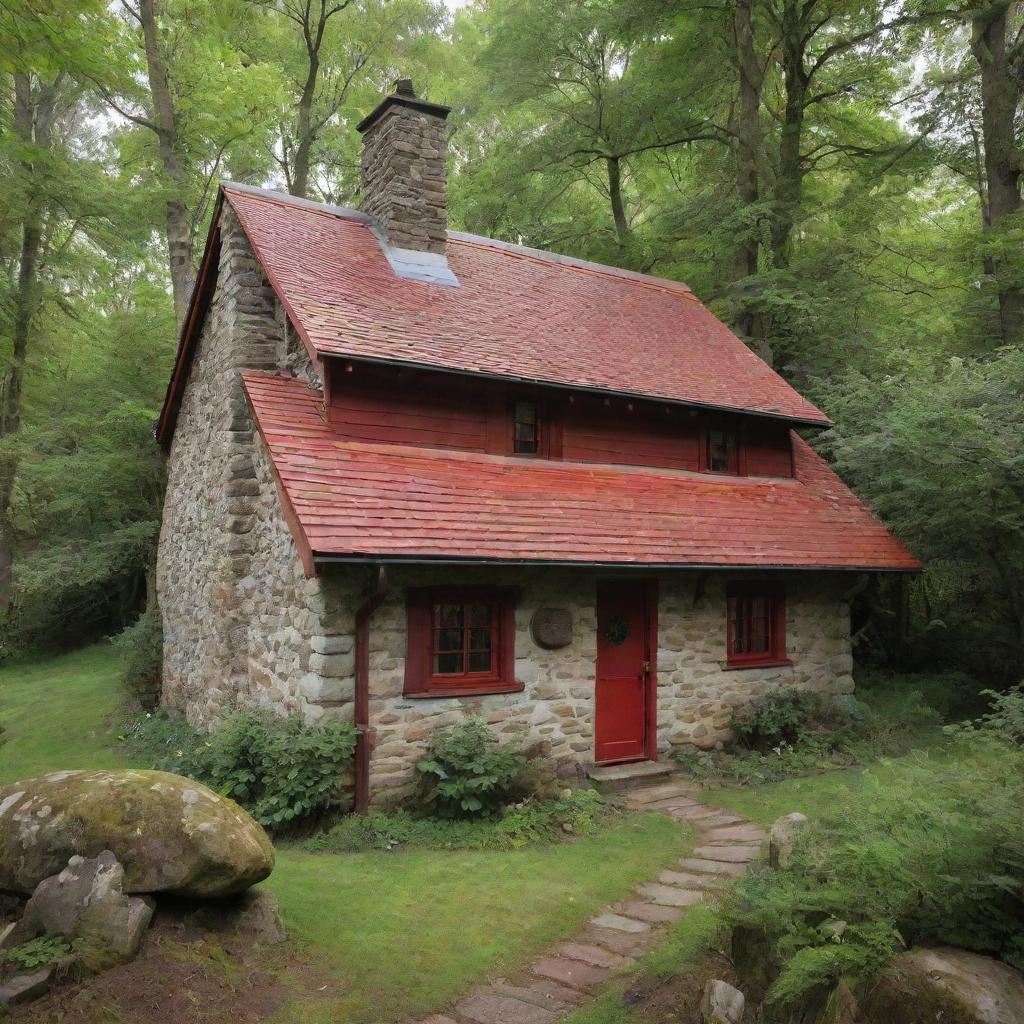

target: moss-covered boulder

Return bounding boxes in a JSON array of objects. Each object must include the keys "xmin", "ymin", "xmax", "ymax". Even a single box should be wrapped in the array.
[{"xmin": 0, "ymin": 770, "xmax": 274, "ymax": 897}]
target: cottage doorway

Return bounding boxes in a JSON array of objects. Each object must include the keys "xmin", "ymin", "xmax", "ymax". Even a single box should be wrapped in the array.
[{"xmin": 594, "ymin": 580, "xmax": 653, "ymax": 763}]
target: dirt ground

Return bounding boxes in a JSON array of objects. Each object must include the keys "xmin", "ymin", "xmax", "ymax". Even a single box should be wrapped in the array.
[{"xmin": 8, "ymin": 902, "xmax": 341, "ymax": 1024}]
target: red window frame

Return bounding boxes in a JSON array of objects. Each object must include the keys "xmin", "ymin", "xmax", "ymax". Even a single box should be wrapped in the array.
[
  {"xmin": 726, "ymin": 583, "xmax": 788, "ymax": 668},
  {"xmin": 404, "ymin": 586, "xmax": 522, "ymax": 697},
  {"xmin": 702, "ymin": 424, "xmax": 742, "ymax": 475}
]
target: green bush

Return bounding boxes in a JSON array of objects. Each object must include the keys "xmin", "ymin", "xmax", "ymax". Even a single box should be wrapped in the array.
[
  {"xmin": 306, "ymin": 789, "xmax": 607, "ymax": 852},
  {"xmin": 733, "ymin": 688, "xmax": 820, "ymax": 749},
  {"xmin": 123, "ymin": 708, "xmax": 357, "ymax": 831},
  {"xmin": 0, "ymin": 936, "xmax": 70, "ymax": 972},
  {"xmin": 112, "ymin": 604, "xmax": 163, "ymax": 708},
  {"xmin": 726, "ymin": 735, "xmax": 1024, "ymax": 1018},
  {"xmin": 416, "ymin": 719, "xmax": 534, "ymax": 818}
]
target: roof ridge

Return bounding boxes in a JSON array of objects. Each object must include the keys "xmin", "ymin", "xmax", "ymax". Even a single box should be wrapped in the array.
[{"xmin": 222, "ymin": 182, "xmax": 374, "ymax": 225}]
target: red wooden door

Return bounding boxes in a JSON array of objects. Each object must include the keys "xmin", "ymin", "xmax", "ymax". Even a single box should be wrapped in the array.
[{"xmin": 595, "ymin": 580, "xmax": 650, "ymax": 763}]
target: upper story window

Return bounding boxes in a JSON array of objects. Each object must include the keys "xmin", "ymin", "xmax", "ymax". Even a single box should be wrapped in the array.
[
  {"xmin": 404, "ymin": 586, "xmax": 523, "ymax": 697},
  {"xmin": 726, "ymin": 583, "xmax": 788, "ymax": 668},
  {"xmin": 513, "ymin": 401, "xmax": 540, "ymax": 454},
  {"xmin": 706, "ymin": 426, "xmax": 740, "ymax": 474}
]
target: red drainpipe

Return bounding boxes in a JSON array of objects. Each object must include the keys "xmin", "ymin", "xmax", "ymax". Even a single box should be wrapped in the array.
[{"xmin": 354, "ymin": 565, "xmax": 388, "ymax": 815}]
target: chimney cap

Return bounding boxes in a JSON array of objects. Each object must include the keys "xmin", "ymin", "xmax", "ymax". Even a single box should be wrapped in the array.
[{"xmin": 357, "ymin": 79, "xmax": 451, "ymax": 134}]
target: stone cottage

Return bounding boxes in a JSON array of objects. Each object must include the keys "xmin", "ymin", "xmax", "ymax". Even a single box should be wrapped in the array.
[{"xmin": 155, "ymin": 80, "xmax": 920, "ymax": 809}]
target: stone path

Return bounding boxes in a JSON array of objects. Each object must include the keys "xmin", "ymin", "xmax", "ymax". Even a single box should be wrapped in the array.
[{"xmin": 415, "ymin": 780, "xmax": 766, "ymax": 1024}]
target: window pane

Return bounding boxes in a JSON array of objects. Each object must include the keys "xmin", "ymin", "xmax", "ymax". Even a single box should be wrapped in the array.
[
  {"xmin": 434, "ymin": 651, "xmax": 464, "ymax": 674},
  {"xmin": 467, "ymin": 603, "xmax": 492, "ymax": 628},
  {"xmin": 708, "ymin": 428, "xmax": 737, "ymax": 473},
  {"xmin": 468, "ymin": 627, "xmax": 492, "ymax": 652},
  {"xmin": 514, "ymin": 401, "xmax": 539, "ymax": 454},
  {"xmin": 731, "ymin": 599, "xmax": 746, "ymax": 654},
  {"xmin": 436, "ymin": 627, "xmax": 463, "ymax": 653},
  {"xmin": 468, "ymin": 650, "xmax": 493, "ymax": 672},
  {"xmin": 436, "ymin": 604, "xmax": 463, "ymax": 629}
]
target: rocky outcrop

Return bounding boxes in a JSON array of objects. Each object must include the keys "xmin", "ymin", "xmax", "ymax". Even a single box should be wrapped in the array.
[
  {"xmin": 767, "ymin": 811, "xmax": 808, "ymax": 869},
  {"xmin": 0, "ymin": 770, "xmax": 274, "ymax": 897},
  {"xmin": 701, "ymin": 978, "xmax": 745, "ymax": 1023},
  {"xmin": 865, "ymin": 947, "xmax": 1024, "ymax": 1024},
  {"xmin": 21, "ymin": 852, "xmax": 152, "ymax": 969}
]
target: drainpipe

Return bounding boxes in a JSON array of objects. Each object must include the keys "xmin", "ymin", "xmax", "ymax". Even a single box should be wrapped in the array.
[{"xmin": 354, "ymin": 565, "xmax": 388, "ymax": 815}]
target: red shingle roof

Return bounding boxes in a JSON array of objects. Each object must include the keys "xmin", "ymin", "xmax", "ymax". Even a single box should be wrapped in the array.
[
  {"xmin": 223, "ymin": 185, "xmax": 830, "ymax": 426},
  {"xmin": 243, "ymin": 372, "xmax": 920, "ymax": 571}
]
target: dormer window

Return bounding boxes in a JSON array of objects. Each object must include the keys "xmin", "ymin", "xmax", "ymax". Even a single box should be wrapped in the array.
[
  {"xmin": 513, "ymin": 401, "xmax": 540, "ymax": 455},
  {"xmin": 705, "ymin": 426, "xmax": 739, "ymax": 474}
]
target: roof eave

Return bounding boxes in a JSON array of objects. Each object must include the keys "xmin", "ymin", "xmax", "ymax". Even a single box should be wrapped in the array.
[{"xmin": 312, "ymin": 552, "xmax": 921, "ymax": 573}]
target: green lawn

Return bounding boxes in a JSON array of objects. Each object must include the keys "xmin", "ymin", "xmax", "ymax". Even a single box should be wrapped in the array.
[
  {"xmin": 0, "ymin": 647, "xmax": 693, "ymax": 1024},
  {"xmin": 0, "ymin": 644, "xmax": 135, "ymax": 783}
]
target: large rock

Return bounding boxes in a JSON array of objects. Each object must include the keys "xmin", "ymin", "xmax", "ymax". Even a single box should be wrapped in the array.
[
  {"xmin": 0, "ymin": 770, "xmax": 274, "ymax": 897},
  {"xmin": 22, "ymin": 851, "xmax": 152, "ymax": 968},
  {"xmin": 701, "ymin": 979, "xmax": 745, "ymax": 1024},
  {"xmin": 865, "ymin": 947, "xmax": 1024, "ymax": 1024},
  {"xmin": 766, "ymin": 811, "xmax": 807, "ymax": 869}
]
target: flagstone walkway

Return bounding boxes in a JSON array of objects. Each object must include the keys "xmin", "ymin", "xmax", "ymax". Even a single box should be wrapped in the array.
[{"xmin": 416, "ymin": 781, "xmax": 766, "ymax": 1024}]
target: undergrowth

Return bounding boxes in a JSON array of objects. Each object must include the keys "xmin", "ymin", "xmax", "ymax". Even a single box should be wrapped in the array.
[{"xmin": 305, "ymin": 788, "xmax": 609, "ymax": 852}]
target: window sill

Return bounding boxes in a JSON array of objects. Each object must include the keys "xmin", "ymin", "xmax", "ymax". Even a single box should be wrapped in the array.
[
  {"xmin": 721, "ymin": 659, "xmax": 793, "ymax": 672},
  {"xmin": 403, "ymin": 682, "xmax": 526, "ymax": 700}
]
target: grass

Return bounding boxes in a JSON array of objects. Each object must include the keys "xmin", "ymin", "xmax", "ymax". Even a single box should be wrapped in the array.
[
  {"xmin": 0, "ymin": 644, "xmax": 135, "ymax": 783},
  {"xmin": 0, "ymin": 646, "xmax": 694, "ymax": 1024},
  {"xmin": 269, "ymin": 815, "xmax": 690, "ymax": 1023}
]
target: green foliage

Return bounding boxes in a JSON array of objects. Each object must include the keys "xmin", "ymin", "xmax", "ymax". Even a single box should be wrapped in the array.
[
  {"xmin": 112, "ymin": 605, "xmax": 163, "ymax": 708},
  {"xmin": 306, "ymin": 788, "xmax": 607, "ymax": 853},
  {"xmin": 726, "ymin": 736, "xmax": 1024, "ymax": 1017},
  {"xmin": 733, "ymin": 687, "xmax": 821, "ymax": 749},
  {"xmin": 415, "ymin": 718, "xmax": 534, "ymax": 818},
  {"xmin": 0, "ymin": 936, "xmax": 71, "ymax": 972},
  {"xmin": 123, "ymin": 708, "xmax": 357, "ymax": 830}
]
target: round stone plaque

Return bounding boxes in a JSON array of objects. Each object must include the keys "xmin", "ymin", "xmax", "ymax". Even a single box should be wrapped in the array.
[{"xmin": 531, "ymin": 607, "xmax": 573, "ymax": 649}]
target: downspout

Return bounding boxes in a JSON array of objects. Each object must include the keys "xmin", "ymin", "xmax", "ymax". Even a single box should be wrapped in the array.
[{"xmin": 354, "ymin": 565, "xmax": 388, "ymax": 814}]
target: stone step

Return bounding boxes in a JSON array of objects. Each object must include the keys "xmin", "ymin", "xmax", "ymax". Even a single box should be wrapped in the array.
[
  {"xmin": 629, "ymin": 796, "xmax": 703, "ymax": 813},
  {"xmin": 532, "ymin": 957, "xmax": 610, "ymax": 991},
  {"xmin": 588, "ymin": 761, "xmax": 675, "ymax": 791},
  {"xmin": 677, "ymin": 857, "xmax": 748, "ymax": 877},
  {"xmin": 455, "ymin": 991, "xmax": 557, "ymax": 1024},
  {"xmin": 690, "ymin": 813, "xmax": 747, "ymax": 829},
  {"xmin": 692, "ymin": 845, "xmax": 760, "ymax": 864},
  {"xmin": 623, "ymin": 780, "xmax": 693, "ymax": 804},
  {"xmin": 702, "ymin": 826, "xmax": 767, "ymax": 844},
  {"xmin": 590, "ymin": 911, "xmax": 652, "ymax": 933},
  {"xmin": 658, "ymin": 869, "xmax": 724, "ymax": 889},
  {"xmin": 556, "ymin": 942, "xmax": 632, "ymax": 969},
  {"xmin": 635, "ymin": 882, "xmax": 704, "ymax": 907},
  {"xmin": 580, "ymin": 924, "xmax": 655, "ymax": 957},
  {"xmin": 614, "ymin": 899, "xmax": 686, "ymax": 924},
  {"xmin": 490, "ymin": 981, "xmax": 582, "ymax": 1010}
]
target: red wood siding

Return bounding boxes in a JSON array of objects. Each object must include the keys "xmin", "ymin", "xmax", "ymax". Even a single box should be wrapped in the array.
[{"xmin": 328, "ymin": 362, "xmax": 794, "ymax": 477}]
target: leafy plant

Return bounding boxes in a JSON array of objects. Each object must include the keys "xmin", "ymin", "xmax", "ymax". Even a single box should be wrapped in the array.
[
  {"xmin": 0, "ymin": 936, "xmax": 71, "ymax": 972},
  {"xmin": 112, "ymin": 605, "xmax": 164, "ymax": 708},
  {"xmin": 416, "ymin": 719, "xmax": 534, "ymax": 818},
  {"xmin": 306, "ymin": 789, "xmax": 607, "ymax": 852},
  {"xmin": 124, "ymin": 708, "xmax": 357, "ymax": 831},
  {"xmin": 733, "ymin": 688, "xmax": 820, "ymax": 750}
]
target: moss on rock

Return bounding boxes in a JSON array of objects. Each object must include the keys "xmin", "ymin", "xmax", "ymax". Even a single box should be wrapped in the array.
[{"xmin": 0, "ymin": 770, "xmax": 274, "ymax": 897}]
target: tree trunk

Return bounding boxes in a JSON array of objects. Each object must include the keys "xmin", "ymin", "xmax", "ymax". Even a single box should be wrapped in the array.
[
  {"xmin": 290, "ymin": 54, "xmax": 319, "ymax": 199},
  {"xmin": 0, "ymin": 74, "xmax": 60, "ymax": 607},
  {"xmin": 772, "ymin": 3, "xmax": 808, "ymax": 270},
  {"xmin": 606, "ymin": 155, "xmax": 629, "ymax": 247},
  {"xmin": 971, "ymin": 2, "xmax": 1023, "ymax": 346},
  {"xmin": 139, "ymin": 0, "xmax": 194, "ymax": 328},
  {"xmin": 732, "ymin": 0, "xmax": 767, "ymax": 351}
]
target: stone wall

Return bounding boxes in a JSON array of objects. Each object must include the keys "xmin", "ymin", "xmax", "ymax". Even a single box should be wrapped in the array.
[{"xmin": 312, "ymin": 566, "xmax": 854, "ymax": 806}]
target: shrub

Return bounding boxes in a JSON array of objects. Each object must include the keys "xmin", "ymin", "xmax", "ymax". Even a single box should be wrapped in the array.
[
  {"xmin": 726, "ymin": 737, "xmax": 1024, "ymax": 1018},
  {"xmin": 123, "ymin": 708, "xmax": 357, "ymax": 831},
  {"xmin": 306, "ymin": 789, "xmax": 607, "ymax": 852},
  {"xmin": 733, "ymin": 688, "xmax": 820, "ymax": 749},
  {"xmin": 416, "ymin": 719, "xmax": 534, "ymax": 818},
  {"xmin": 112, "ymin": 604, "xmax": 163, "ymax": 708}
]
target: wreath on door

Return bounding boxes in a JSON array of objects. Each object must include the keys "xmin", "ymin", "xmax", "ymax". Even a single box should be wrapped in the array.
[{"xmin": 604, "ymin": 615, "xmax": 630, "ymax": 646}]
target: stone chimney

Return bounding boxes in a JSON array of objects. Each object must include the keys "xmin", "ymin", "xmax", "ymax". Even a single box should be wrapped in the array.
[{"xmin": 357, "ymin": 79, "xmax": 450, "ymax": 254}]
